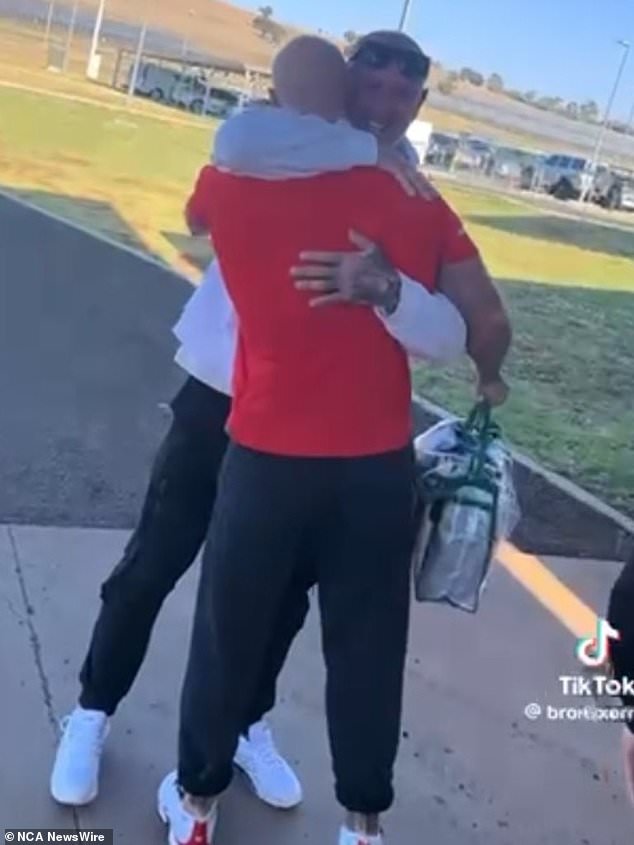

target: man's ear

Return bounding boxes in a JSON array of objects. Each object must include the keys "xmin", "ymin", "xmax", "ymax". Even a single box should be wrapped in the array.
[
  {"xmin": 418, "ymin": 88, "xmax": 429, "ymax": 108},
  {"xmin": 269, "ymin": 87, "xmax": 279, "ymax": 106}
]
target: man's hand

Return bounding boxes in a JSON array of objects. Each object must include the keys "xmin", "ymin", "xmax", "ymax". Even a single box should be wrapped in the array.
[
  {"xmin": 377, "ymin": 145, "xmax": 437, "ymax": 200},
  {"xmin": 477, "ymin": 376, "xmax": 509, "ymax": 408},
  {"xmin": 291, "ymin": 230, "xmax": 402, "ymax": 313}
]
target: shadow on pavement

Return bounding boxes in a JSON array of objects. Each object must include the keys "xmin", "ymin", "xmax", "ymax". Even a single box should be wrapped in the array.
[{"xmin": 5, "ymin": 186, "xmax": 165, "ymax": 262}]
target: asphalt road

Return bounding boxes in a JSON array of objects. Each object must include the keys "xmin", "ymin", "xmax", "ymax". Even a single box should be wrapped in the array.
[{"xmin": 0, "ymin": 194, "xmax": 190, "ymax": 527}]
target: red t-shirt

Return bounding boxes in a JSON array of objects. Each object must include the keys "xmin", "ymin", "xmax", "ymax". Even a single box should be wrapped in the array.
[{"xmin": 188, "ymin": 165, "xmax": 477, "ymax": 457}]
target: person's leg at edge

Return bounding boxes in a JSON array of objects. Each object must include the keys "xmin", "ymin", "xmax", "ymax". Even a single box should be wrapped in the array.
[
  {"xmin": 318, "ymin": 448, "xmax": 415, "ymax": 844},
  {"xmin": 607, "ymin": 553, "xmax": 634, "ymax": 806},
  {"xmin": 80, "ymin": 379, "xmax": 230, "ymax": 714},
  {"xmin": 50, "ymin": 379, "xmax": 229, "ymax": 806},
  {"xmin": 159, "ymin": 445, "xmax": 321, "ymax": 844}
]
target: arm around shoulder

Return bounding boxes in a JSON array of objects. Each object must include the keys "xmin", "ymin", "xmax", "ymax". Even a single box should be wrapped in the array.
[{"xmin": 213, "ymin": 106, "xmax": 378, "ymax": 177}]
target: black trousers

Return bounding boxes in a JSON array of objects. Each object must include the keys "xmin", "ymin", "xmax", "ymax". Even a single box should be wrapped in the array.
[
  {"xmin": 79, "ymin": 378, "xmax": 312, "ymax": 728},
  {"xmin": 607, "ymin": 553, "xmax": 634, "ymax": 732},
  {"xmin": 178, "ymin": 442, "xmax": 415, "ymax": 814}
]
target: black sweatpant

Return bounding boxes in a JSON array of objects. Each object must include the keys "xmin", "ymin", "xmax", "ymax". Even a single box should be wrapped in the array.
[
  {"xmin": 178, "ymin": 442, "xmax": 415, "ymax": 815},
  {"xmin": 79, "ymin": 378, "xmax": 312, "ymax": 728},
  {"xmin": 607, "ymin": 553, "xmax": 634, "ymax": 732}
]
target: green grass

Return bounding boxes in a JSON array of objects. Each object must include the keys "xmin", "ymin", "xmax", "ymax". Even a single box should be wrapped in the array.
[
  {"xmin": 413, "ymin": 182, "xmax": 634, "ymax": 515},
  {"xmin": 0, "ymin": 87, "xmax": 211, "ymax": 267},
  {"xmin": 412, "ymin": 283, "xmax": 634, "ymax": 513},
  {"xmin": 2, "ymin": 87, "xmax": 634, "ymax": 515},
  {"xmin": 437, "ymin": 182, "xmax": 634, "ymax": 288}
]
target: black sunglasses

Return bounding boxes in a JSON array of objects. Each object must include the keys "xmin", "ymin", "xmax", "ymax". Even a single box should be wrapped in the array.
[{"xmin": 349, "ymin": 41, "xmax": 431, "ymax": 81}]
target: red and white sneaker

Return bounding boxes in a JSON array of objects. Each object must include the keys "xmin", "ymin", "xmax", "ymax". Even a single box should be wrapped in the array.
[
  {"xmin": 158, "ymin": 771, "xmax": 218, "ymax": 845},
  {"xmin": 338, "ymin": 826, "xmax": 384, "ymax": 845}
]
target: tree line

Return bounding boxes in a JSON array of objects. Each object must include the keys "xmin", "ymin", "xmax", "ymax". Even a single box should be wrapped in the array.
[{"xmin": 437, "ymin": 66, "xmax": 603, "ymax": 126}]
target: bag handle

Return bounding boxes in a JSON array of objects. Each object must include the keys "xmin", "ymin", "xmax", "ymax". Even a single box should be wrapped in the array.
[
  {"xmin": 465, "ymin": 399, "xmax": 492, "ymax": 433},
  {"xmin": 463, "ymin": 400, "xmax": 501, "ymax": 476}
]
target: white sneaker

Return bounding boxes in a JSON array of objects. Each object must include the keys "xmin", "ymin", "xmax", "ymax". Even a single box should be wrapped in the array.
[
  {"xmin": 50, "ymin": 707, "xmax": 110, "ymax": 805},
  {"xmin": 234, "ymin": 720, "xmax": 302, "ymax": 809},
  {"xmin": 338, "ymin": 827, "xmax": 384, "ymax": 845},
  {"xmin": 158, "ymin": 771, "xmax": 218, "ymax": 845}
]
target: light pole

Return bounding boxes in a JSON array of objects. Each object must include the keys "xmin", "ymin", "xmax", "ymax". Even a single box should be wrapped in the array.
[
  {"xmin": 87, "ymin": 0, "xmax": 107, "ymax": 78},
  {"xmin": 182, "ymin": 9, "xmax": 196, "ymax": 60},
  {"xmin": 626, "ymin": 98, "xmax": 634, "ymax": 137},
  {"xmin": 61, "ymin": 0, "xmax": 80, "ymax": 73},
  {"xmin": 44, "ymin": 0, "xmax": 56, "ymax": 44},
  {"xmin": 126, "ymin": 9, "xmax": 150, "ymax": 106},
  {"xmin": 580, "ymin": 39, "xmax": 630, "ymax": 203},
  {"xmin": 398, "ymin": 0, "xmax": 413, "ymax": 31}
]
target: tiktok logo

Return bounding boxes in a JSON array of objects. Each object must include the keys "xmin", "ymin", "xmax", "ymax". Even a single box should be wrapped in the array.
[{"xmin": 575, "ymin": 618, "xmax": 621, "ymax": 668}]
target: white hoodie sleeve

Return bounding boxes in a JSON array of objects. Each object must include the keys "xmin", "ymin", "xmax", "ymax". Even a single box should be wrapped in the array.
[
  {"xmin": 377, "ymin": 275, "xmax": 467, "ymax": 363},
  {"xmin": 213, "ymin": 106, "xmax": 378, "ymax": 178}
]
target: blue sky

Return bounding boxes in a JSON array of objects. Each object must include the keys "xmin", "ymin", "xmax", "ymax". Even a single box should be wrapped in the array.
[{"xmin": 246, "ymin": 0, "xmax": 634, "ymax": 120}]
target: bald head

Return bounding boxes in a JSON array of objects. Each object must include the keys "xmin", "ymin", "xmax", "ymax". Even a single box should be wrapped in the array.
[{"xmin": 272, "ymin": 36, "xmax": 347, "ymax": 121}]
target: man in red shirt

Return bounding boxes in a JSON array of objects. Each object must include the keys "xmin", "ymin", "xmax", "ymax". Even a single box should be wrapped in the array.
[
  {"xmin": 185, "ymin": 163, "xmax": 476, "ymax": 457},
  {"xmin": 158, "ymin": 36, "xmax": 485, "ymax": 845}
]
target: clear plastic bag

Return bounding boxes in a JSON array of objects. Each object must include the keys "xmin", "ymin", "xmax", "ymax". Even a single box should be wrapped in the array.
[
  {"xmin": 412, "ymin": 403, "xmax": 520, "ymax": 613},
  {"xmin": 486, "ymin": 439, "xmax": 521, "ymax": 541}
]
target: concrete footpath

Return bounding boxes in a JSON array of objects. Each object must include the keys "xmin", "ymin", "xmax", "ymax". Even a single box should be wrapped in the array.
[{"xmin": 1, "ymin": 524, "xmax": 630, "ymax": 845}]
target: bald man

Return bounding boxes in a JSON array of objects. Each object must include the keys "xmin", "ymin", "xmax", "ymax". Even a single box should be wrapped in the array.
[
  {"xmin": 157, "ymin": 36, "xmax": 488, "ymax": 845},
  {"xmin": 49, "ymin": 31, "xmax": 473, "ymax": 820},
  {"xmin": 273, "ymin": 35, "xmax": 348, "ymax": 116}
]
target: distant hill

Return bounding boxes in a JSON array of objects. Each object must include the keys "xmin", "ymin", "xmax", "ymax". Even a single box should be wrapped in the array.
[
  {"xmin": 100, "ymin": 0, "xmax": 302, "ymax": 67},
  {"xmin": 1, "ymin": 0, "xmax": 632, "ymax": 163},
  {"xmin": 0, "ymin": 0, "xmax": 320, "ymax": 68}
]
